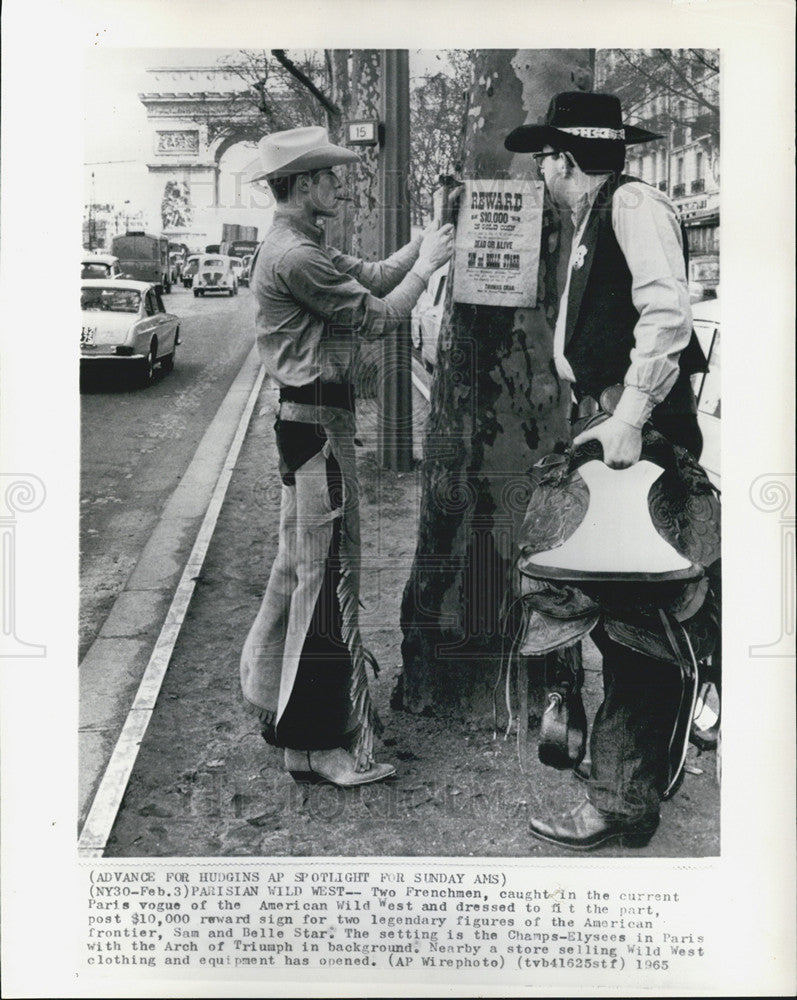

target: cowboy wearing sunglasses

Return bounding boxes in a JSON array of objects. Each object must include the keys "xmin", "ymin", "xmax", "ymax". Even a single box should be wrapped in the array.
[{"xmin": 505, "ymin": 92, "xmax": 713, "ymax": 850}]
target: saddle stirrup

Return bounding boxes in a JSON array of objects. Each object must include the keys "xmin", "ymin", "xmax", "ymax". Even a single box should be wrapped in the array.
[{"xmin": 659, "ymin": 609, "xmax": 700, "ymax": 799}]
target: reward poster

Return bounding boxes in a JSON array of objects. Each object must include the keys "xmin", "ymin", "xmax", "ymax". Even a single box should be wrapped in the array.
[{"xmin": 453, "ymin": 179, "xmax": 543, "ymax": 307}]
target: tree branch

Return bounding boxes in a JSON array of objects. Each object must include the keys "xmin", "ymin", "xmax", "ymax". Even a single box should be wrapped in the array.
[
  {"xmin": 615, "ymin": 50, "xmax": 717, "ymax": 117},
  {"xmin": 689, "ymin": 48, "xmax": 719, "ymax": 74},
  {"xmin": 271, "ymin": 49, "xmax": 341, "ymax": 119},
  {"xmin": 654, "ymin": 49, "xmax": 718, "ymax": 113}
]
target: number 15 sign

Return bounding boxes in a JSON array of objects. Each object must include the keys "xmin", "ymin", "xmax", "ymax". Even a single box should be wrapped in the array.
[{"xmin": 345, "ymin": 120, "xmax": 380, "ymax": 146}]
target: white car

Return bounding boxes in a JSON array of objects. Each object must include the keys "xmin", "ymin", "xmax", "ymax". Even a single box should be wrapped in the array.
[
  {"xmin": 691, "ymin": 294, "xmax": 720, "ymax": 487},
  {"xmin": 80, "ymin": 279, "xmax": 180, "ymax": 386},
  {"xmin": 81, "ymin": 253, "xmax": 123, "ymax": 280},
  {"xmin": 239, "ymin": 254, "xmax": 253, "ymax": 287},
  {"xmin": 229, "ymin": 257, "xmax": 244, "ymax": 286},
  {"xmin": 193, "ymin": 254, "xmax": 238, "ymax": 297}
]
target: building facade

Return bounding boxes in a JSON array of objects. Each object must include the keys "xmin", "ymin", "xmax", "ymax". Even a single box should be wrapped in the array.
[
  {"xmin": 597, "ymin": 50, "xmax": 720, "ymax": 296},
  {"xmin": 82, "ymin": 203, "xmax": 146, "ymax": 252}
]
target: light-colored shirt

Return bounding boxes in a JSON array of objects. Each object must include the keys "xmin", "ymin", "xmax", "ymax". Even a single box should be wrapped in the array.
[
  {"xmin": 253, "ymin": 210, "xmax": 430, "ymax": 387},
  {"xmin": 553, "ymin": 179, "xmax": 692, "ymax": 428}
]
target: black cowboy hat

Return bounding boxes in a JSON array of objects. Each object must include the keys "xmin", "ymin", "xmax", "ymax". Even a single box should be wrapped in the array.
[{"xmin": 505, "ymin": 91, "xmax": 661, "ymax": 153}]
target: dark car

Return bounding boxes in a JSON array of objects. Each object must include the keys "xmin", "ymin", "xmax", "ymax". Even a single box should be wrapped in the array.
[{"xmin": 181, "ymin": 254, "xmax": 200, "ymax": 288}]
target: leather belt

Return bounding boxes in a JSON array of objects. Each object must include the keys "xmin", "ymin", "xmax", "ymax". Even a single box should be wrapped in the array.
[{"xmin": 279, "ymin": 379, "xmax": 355, "ymax": 412}]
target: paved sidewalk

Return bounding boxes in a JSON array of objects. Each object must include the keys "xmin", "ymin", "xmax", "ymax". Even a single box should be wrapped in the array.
[
  {"xmin": 101, "ymin": 372, "xmax": 720, "ymax": 858},
  {"xmin": 79, "ymin": 347, "xmax": 264, "ymax": 829}
]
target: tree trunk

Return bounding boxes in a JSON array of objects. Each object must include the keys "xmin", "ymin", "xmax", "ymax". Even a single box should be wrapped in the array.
[
  {"xmin": 324, "ymin": 50, "xmax": 384, "ymax": 402},
  {"xmin": 325, "ymin": 49, "xmax": 381, "ymax": 257},
  {"xmin": 349, "ymin": 50, "xmax": 382, "ymax": 260},
  {"xmin": 396, "ymin": 49, "xmax": 594, "ymax": 718}
]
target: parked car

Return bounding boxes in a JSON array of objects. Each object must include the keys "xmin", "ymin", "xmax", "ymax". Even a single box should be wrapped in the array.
[
  {"xmin": 181, "ymin": 254, "xmax": 200, "ymax": 288},
  {"xmin": 229, "ymin": 257, "xmax": 244, "ymax": 286},
  {"xmin": 81, "ymin": 253, "xmax": 123, "ymax": 280},
  {"xmin": 691, "ymin": 293, "xmax": 721, "ymax": 488},
  {"xmin": 689, "ymin": 280, "xmax": 718, "ymax": 304},
  {"xmin": 410, "ymin": 260, "xmax": 449, "ymax": 370},
  {"xmin": 193, "ymin": 254, "xmax": 238, "ymax": 297},
  {"xmin": 239, "ymin": 254, "xmax": 253, "ymax": 288},
  {"xmin": 688, "ymin": 292, "xmax": 722, "ymax": 751},
  {"xmin": 80, "ymin": 279, "xmax": 180, "ymax": 386}
]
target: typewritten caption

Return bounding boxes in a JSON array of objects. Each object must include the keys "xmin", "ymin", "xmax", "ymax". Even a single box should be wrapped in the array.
[{"xmin": 82, "ymin": 864, "xmax": 712, "ymax": 985}]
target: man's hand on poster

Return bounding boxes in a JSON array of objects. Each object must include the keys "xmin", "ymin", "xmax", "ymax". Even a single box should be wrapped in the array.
[
  {"xmin": 444, "ymin": 183, "xmax": 465, "ymax": 225},
  {"xmin": 573, "ymin": 415, "xmax": 643, "ymax": 469},
  {"xmin": 417, "ymin": 223, "xmax": 455, "ymax": 273},
  {"xmin": 426, "ymin": 180, "xmax": 466, "ymax": 231}
]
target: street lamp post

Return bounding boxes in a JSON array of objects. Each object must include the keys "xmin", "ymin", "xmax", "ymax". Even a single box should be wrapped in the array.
[{"xmin": 377, "ymin": 49, "xmax": 413, "ymax": 472}]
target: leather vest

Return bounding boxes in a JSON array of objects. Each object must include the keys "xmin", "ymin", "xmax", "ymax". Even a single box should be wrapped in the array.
[{"xmin": 563, "ymin": 175, "xmax": 706, "ymax": 415}]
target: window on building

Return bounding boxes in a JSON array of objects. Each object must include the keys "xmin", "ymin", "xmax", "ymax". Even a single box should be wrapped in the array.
[
  {"xmin": 692, "ymin": 151, "xmax": 706, "ymax": 193},
  {"xmin": 673, "ymin": 157, "xmax": 685, "ymax": 198},
  {"xmin": 687, "ymin": 224, "xmax": 720, "ymax": 257},
  {"xmin": 674, "ymin": 101, "xmax": 688, "ymax": 146}
]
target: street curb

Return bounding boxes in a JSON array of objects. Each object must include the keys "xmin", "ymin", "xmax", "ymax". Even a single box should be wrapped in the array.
[{"xmin": 78, "ymin": 344, "xmax": 263, "ymax": 827}]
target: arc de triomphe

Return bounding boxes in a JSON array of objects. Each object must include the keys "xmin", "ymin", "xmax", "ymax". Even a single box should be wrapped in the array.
[{"xmin": 139, "ymin": 66, "xmax": 273, "ymax": 247}]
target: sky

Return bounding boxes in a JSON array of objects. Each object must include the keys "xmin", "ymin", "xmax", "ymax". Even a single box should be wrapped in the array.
[
  {"xmin": 83, "ymin": 48, "xmax": 453, "ymax": 216},
  {"xmin": 84, "ymin": 48, "xmax": 256, "ymax": 215}
]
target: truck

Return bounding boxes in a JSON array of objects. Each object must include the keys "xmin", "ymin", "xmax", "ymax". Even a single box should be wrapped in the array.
[
  {"xmin": 227, "ymin": 239, "xmax": 260, "ymax": 260},
  {"xmin": 220, "ymin": 224, "xmax": 258, "ymax": 259},
  {"xmin": 110, "ymin": 232, "xmax": 172, "ymax": 292},
  {"xmin": 221, "ymin": 223, "xmax": 258, "ymax": 244}
]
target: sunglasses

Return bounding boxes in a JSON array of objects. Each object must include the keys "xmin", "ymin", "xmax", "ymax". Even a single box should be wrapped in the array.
[{"xmin": 531, "ymin": 150, "xmax": 560, "ymax": 174}]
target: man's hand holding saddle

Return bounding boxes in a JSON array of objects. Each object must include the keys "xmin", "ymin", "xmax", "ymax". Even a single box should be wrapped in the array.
[{"xmin": 573, "ymin": 415, "xmax": 643, "ymax": 469}]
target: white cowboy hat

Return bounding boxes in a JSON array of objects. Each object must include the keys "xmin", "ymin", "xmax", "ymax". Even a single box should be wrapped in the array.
[{"xmin": 249, "ymin": 125, "xmax": 360, "ymax": 183}]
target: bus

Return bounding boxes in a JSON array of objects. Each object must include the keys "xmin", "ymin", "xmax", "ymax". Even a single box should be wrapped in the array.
[
  {"xmin": 228, "ymin": 239, "xmax": 260, "ymax": 260},
  {"xmin": 111, "ymin": 232, "xmax": 172, "ymax": 292}
]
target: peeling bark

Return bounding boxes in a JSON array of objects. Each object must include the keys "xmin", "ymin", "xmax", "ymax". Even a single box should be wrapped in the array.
[
  {"xmin": 325, "ymin": 50, "xmax": 383, "ymax": 397},
  {"xmin": 325, "ymin": 50, "xmax": 381, "ymax": 260},
  {"xmin": 349, "ymin": 50, "xmax": 382, "ymax": 261}
]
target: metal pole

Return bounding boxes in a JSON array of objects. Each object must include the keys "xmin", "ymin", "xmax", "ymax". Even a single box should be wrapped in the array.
[{"xmin": 378, "ymin": 49, "xmax": 413, "ymax": 472}]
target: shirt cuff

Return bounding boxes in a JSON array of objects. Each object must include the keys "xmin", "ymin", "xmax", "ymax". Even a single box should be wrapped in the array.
[
  {"xmin": 410, "ymin": 261, "xmax": 434, "ymax": 284},
  {"xmin": 614, "ymin": 386, "xmax": 656, "ymax": 428}
]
